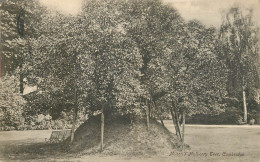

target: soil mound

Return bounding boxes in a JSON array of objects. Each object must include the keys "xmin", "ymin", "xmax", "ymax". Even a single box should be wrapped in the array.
[{"xmin": 67, "ymin": 115, "xmax": 184, "ymax": 157}]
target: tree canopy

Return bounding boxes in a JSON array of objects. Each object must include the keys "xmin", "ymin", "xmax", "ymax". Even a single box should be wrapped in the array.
[{"xmin": 0, "ymin": 0, "xmax": 259, "ymax": 139}]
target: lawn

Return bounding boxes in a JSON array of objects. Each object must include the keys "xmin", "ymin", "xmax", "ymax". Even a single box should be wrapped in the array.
[
  {"xmin": 164, "ymin": 120, "xmax": 260, "ymax": 162},
  {"xmin": 0, "ymin": 122, "xmax": 259, "ymax": 162}
]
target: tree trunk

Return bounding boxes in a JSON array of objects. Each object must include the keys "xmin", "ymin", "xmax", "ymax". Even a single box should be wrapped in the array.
[
  {"xmin": 19, "ymin": 64, "xmax": 23, "ymax": 94},
  {"xmin": 101, "ymin": 108, "xmax": 104, "ymax": 151},
  {"xmin": 160, "ymin": 119, "xmax": 165, "ymax": 127},
  {"xmin": 182, "ymin": 110, "xmax": 186, "ymax": 151},
  {"xmin": 17, "ymin": 10, "xmax": 25, "ymax": 94},
  {"xmin": 170, "ymin": 106, "xmax": 181, "ymax": 139},
  {"xmin": 130, "ymin": 114, "xmax": 133, "ymax": 125},
  {"xmin": 175, "ymin": 110, "xmax": 182, "ymax": 140},
  {"xmin": 170, "ymin": 107, "xmax": 178, "ymax": 135},
  {"xmin": 71, "ymin": 71, "xmax": 78, "ymax": 143},
  {"xmin": 153, "ymin": 101, "xmax": 165, "ymax": 127},
  {"xmin": 242, "ymin": 86, "xmax": 247, "ymax": 123},
  {"xmin": 149, "ymin": 103, "xmax": 151, "ymax": 119},
  {"xmin": 146, "ymin": 99, "xmax": 150, "ymax": 129},
  {"xmin": 70, "ymin": 106, "xmax": 78, "ymax": 143}
]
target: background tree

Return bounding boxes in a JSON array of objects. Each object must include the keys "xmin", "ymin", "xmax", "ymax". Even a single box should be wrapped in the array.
[
  {"xmin": 219, "ymin": 7, "xmax": 260, "ymax": 122},
  {"xmin": 0, "ymin": 0, "xmax": 44, "ymax": 93},
  {"xmin": 158, "ymin": 20, "xmax": 227, "ymax": 139}
]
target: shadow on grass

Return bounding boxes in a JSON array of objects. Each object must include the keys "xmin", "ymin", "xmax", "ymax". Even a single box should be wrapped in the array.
[
  {"xmin": 0, "ymin": 142, "xmax": 78, "ymax": 161},
  {"xmin": 203, "ymin": 127, "xmax": 225, "ymax": 129}
]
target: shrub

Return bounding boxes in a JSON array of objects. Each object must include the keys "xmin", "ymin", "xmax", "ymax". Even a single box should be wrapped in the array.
[
  {"xmin": 249, "ymin": 119, "xmax": 255, "ymax": 125},
  {"xmin": 27, "ymin": 125, "xmax": 33, "ymax": 130},
  {"xmin": 186, "ymin": 107, "xmax": 242, "ymax": 124},
  {"xmin": 4, "ymin": 127, "xmax": 11, "ymax": 131},
  {"xmin": 16, "ymin": 126, "xmax": 23, "ymax": 131},
  {"xmin": 237, "ymin": 116, "xmax": 244, "ymax": 125}
]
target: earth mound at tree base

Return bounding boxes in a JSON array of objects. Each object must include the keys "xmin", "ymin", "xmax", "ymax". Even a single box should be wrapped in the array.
[{"xmin": 66, "ymin": 115, "xmax": 188, "ymax": 157}]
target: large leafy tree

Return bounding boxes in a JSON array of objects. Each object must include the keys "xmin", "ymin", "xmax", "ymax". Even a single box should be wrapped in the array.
[
  {"xmin": 23, "ymin": 11, "xmax": 86, "ymax": 141},
  {"xmin": 219, "ymin": 7, "xmax": 260, "ymax": 122},
  {"xmin": 23, "ymin": 0, "xmax": 145, "ymax": 142},
  {"xmin": 123, "ymin": 0, "xmax": 186, "ymax": 127},
  {"xmin": 0, "ymin": 0, "xmax": 44, "ymax": 93},
  {"xmin": 0, "ymin": 0, "xmax": 44, "ymax": 129},
  {"xmin": 154, "ymin": 20, "xmax": 227, "ymax": 139}
]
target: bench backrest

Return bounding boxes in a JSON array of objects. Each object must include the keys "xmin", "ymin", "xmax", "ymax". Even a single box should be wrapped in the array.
[
  {"xmin": 62, "ymin": 130, "xmax": 72, "ymax": 139},
  {"xmin": 49, "ymin": 130, "xmax": 72, "ymax": 142},
  {"xmin": 50, "ymin": 131, "xmax": 60, "ymax": 139}
]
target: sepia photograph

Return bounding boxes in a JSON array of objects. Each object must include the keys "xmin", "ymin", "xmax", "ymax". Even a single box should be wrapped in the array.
[{"xmin": 0, "ymin": 0, "xmax": 260, "ymax": 161}]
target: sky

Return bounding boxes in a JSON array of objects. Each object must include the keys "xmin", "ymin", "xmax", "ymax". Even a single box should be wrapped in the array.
[
  {"xmin": 162, "ymin": 0, "xmax": 260, "ymax": 27},
  {"xmin": 40, "ymin": 0, "xmax": 260, "ymax": 27},
  {"xmin": 40, "ymin": 0, "xmax": 83, "ymax": 15}
]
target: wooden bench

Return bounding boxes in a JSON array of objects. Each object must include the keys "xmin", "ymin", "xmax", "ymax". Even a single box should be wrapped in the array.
[
  {"xmin": 61, "ymin": 130, "xmax": 72, "ymax": 141},
  {"xmin": 45, "ymin": 130, "xmax": 71, "ymax": 143}
]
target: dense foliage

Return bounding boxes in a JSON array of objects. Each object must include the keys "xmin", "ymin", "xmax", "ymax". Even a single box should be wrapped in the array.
[
  {"xmin": 0, "ymin": 70, "xmax": 26, "ymax": 127},
  {"xmin": 0, "ymin": 0, "xmax": 259, "ymax": 137}
]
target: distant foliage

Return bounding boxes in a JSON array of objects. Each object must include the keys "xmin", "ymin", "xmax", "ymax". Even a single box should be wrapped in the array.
[
  {"xmin": 186, "ymin": 107, "xmax": 243, "ymax": 125},
  {"xmin": 219, "ymin": 7, "xmax": 259, "ymax": 101}
]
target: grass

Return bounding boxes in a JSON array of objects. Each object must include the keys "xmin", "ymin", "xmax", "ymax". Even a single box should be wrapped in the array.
[{"xmin": 164, "ymin": 120, "xmax": 260, "ymax": 162}]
